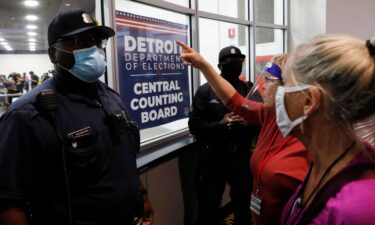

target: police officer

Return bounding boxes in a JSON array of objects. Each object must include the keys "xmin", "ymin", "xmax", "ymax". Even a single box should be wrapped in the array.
[
  {"xmin": 0, "ymin": 8, "xmax": 153, "ymax": 225},
  {"xmin": 189, "ymin": 46, "xmax": 259, "ymax": 225}
]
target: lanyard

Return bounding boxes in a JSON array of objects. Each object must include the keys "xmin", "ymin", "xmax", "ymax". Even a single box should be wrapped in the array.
[{"xmin": 256, "ymin": 130, "xmax": 293, "ymax": 189}]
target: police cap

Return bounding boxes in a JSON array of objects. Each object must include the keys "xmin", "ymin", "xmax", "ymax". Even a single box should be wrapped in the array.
[
  {"xmin": 48, "ymin": 8, "xmax": 115, "ymax": 46},
  {"xmin": 218, "ymin": 46, "xmax": 245, "ymax": 63}
]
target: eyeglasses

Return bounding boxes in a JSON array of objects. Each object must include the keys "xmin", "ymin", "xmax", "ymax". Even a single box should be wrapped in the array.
[
  {"xmin": 56, "ymin": 35, "xmax": 108, "ymax": 49},
  {"xmin": 265, "ymin": 76, "xmax": 281, "ymax": 85}
]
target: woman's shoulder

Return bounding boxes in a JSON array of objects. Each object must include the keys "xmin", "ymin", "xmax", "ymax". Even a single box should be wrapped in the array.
[{"xmin": 316, "ymin": 178, "xmax": 375, "ymax": 225}]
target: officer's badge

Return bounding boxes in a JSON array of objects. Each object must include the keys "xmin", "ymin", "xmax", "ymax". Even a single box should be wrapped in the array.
[{"xmin": 82, "ymin": 13, "xmax": 93, "ymax": 24}]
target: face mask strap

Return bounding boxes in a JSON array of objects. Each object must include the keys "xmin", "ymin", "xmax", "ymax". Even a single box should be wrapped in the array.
[
  {"xmin": 284, "ymin": 84, "xmax": 311, "ymax": 93},
  {"xmin": 53, "ymin": 46, "xmax": 73, "ymax": 54}
]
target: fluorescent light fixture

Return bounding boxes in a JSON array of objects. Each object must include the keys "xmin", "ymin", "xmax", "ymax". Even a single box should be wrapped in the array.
[
  {"xmin": 24, "ymin": 0, "xmax": 39, "ymax": 7},
  {"xmin": 28, "ymin": 38, "xmax": 37, "ymax": 42},
  {"xmin": 29, "ymin": 42, "xmax": 36, "ymax": 46},
  {"xmin": 26, "ymin": 24, "xmax": 37, "ymax": 29},
  {"xmin": 30, "ymin": 49, "xmax": 36, "ymax": 51},
  {"xmin": 25, "ymin": 15, "xmax": 38, "ymax": 21},
  {"xmin": 0, "ymin": 38, "xmax": 5, "ymax": 41},
  {"xmin": 27, "ymin": 32, "xmax": 37, "ymax": 36},
  {"xmin": 65, "ymin": 3, "xmax": 71, "ymax": 6},
  {"xmin": 1, "ymin": 42, "xmax": 9, "ymax": 46}
]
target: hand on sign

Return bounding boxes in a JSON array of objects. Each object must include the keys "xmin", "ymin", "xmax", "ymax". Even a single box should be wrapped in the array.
[{"xmin": 176, "ymin": 41, "xmax": 208, "ymax": 70}]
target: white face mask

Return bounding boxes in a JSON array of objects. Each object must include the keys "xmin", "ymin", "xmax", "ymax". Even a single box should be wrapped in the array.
[{"xmin": 275, "ymin": 85, "xmax": 311, "ymax": 137}]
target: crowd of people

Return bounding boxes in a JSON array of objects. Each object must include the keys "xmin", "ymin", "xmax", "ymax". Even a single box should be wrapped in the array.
[
  {"xmin": 0, "ymin": 6, "xmax": 374, "ymax": 225},
  {"xmin": 0, "ymin": 71, "xmax": 52, "ymax": 108}
]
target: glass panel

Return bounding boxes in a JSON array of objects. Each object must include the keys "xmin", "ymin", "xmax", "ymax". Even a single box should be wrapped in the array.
[
  {"xmin": 0, "ymin": 0, "xmax": 96, "ymax": 116},
  {"xmin": 255, "ymin": 28, "xmax": 284, "ymax": 76},
  {"xmin": 199, "ymin": 0, "xmax": 248, "ymax": 20},
  {"xmin": 199, "ymin": 18, "xmax": 249, "ymax": 85},
  {"xmin": 115, "ymin": 0, "xmax": 191, "ymax": 144},
  {"xmin": 163, "ymin": 0, "xmax": 190, "ymax": 7},
  {"xmin": 256, "ymin": 0, "xmax": 284, "ymax": 25}
]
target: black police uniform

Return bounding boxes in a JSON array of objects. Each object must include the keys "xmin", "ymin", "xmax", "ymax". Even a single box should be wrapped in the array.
[
  {"xmin": 0, "ymin": 74, "xmax": 142, "ymax": 225},
  {"xmin": 189, "ymin": 80, "xmax": 259, "ymax": 225}
]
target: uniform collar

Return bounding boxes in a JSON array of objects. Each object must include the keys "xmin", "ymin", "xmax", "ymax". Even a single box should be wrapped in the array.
[{"xmin": 54, "ymin": 72, "xmax": 108, "ymax": 106}]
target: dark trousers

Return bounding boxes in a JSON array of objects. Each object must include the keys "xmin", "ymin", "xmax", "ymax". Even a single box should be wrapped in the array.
[{"xmin": 196, "ymin": 146, "xmax": 252, "ymax": 225}]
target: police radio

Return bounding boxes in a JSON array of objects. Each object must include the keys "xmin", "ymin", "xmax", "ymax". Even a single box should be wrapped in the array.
[{"xmin": 36, "ymin": 89, "xmax": 58, "ymax": 121}]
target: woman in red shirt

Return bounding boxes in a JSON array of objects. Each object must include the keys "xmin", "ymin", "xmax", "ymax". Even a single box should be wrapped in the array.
[{"xmin": 178, "ymin": 42, "xmax": 310, "ymax": 225}]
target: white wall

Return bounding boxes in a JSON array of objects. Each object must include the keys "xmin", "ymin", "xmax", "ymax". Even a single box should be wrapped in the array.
[
  {"xmin": 288, "ymin": 0, "xmax": 326, "ymax": 51},
  {"xmin": 326, "ymin": 0, "xmax": 375, "ymax": 40},
  {"xmin": 0, "ymin": 54, "xmax": 53, "ymax": 76},
  {"xmin": 289, "ymin": 0, "xmax": 375, "ymax": 51}
]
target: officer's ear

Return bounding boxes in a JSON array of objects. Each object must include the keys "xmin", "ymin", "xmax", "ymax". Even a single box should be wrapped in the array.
[{"xmin": 48, "ymin": 47, "xmax": 57, "ymax": 64}]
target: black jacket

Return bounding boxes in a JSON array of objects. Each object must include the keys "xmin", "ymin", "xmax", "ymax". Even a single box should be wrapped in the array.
[{"xmin": 189, "ymin": 79, "xmax": 259, "ymax": 153}]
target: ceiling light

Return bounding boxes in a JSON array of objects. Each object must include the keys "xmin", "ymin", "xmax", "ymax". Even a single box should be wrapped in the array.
[
  {"xmin": 0, "ymin": 38, "xmax": 5, "ymax": 41},
  {"xmin": 26, "ymin": 25, "xmax": 37, "ymax": 29},
  {"xmin": 1, "ymin": 42, "xmax": 9, "ymax": 46},
  {"xmin": 25, "ymin": 15, "xmax": 38, "ymax": 21},
  {"xmin": 30, "ymin": 49, "xmax": 36, "ymax": 51},
  {"xmin": 65, "ymin": 3, "xmax": 71, "ymax": 6},
  {"xmin": 27, "ymin": 32, "xmax": 37, "ymax": 36},
  {"xmin": 24, "ymin": 0, "xmax": 39, "ymax": 7},
  {"xmin": 28, "ymin": 38, "xmax": 37, "ymax": 42},
  {"xmin": 29, "ymin": 43, "xmax": 36, "ymax": 46}
]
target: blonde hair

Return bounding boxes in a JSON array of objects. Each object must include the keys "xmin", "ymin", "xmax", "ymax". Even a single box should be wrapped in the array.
[
  {"xmin": 271, "ymin": 54, "xmax": 290, "ymax": 71},
  {"xmin": 291, "ymin": 34, "xmax": 375, "ymax": 123}
]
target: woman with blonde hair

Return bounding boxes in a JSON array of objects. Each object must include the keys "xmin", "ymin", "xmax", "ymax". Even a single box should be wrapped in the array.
[{"xmin": 277, "ymin": 35, "xmax": 375, "ymax": 225}]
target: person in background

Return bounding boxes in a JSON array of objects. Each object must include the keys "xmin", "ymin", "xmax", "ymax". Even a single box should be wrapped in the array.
[
  {"xmin": 23, "ymin": 72, "xmax": 31, "ymax": 92},
  {"xmin": 277, "ymin": 35, "xmax": 375, "ymax": 225},
  {"xmin": 189, "ymin": 46, "xmax": 259, "ymax": 225},
  {"xmin": 0, "ymin": 8, "xmax": 153, "ymax": 225},
  {"xmin": 11, "ymin": 73, "xmax": 24, "ymax": 93},
  {"xmin": 178, "ymin": 41, "xmax": 310, "ymax": 225},
  {"xmin": 29, "ymin": 71, "xmax": 39, "ymax": 89},
  {"xmin": 41, "ymin": 72, "xmax": 51, "ymax": 83},
  {"xmin": 0, "ymin": 75, "xmax": 9, "ymax": 113}
]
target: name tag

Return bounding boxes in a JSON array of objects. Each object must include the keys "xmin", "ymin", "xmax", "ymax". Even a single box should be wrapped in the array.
[
  {"xmin": 250, "ymin": 193, "xmax": 262, "ymax": 215},
  {"xmin": 67, "ymin": 127, "xmax": 93, "ymax": 148},
  {"xmin": 68, "ymin": 127, "xmax": 92, "ymax": 139}
]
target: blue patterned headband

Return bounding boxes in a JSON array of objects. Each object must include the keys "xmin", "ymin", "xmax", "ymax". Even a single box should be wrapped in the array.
[{"xmin": 263, "ymin": 62, "xmax": 282, "ymax": 80}]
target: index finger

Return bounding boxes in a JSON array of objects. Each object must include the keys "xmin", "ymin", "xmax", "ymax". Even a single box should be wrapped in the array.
[{"xmin": 176, "ymin": 41, "xmax": 192, "ymax": 52}]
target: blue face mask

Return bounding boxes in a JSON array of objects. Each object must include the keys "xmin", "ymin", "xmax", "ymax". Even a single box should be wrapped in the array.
[{"xmin": 55, "ymin": 46, "xmax": 107, "ymax": 83}]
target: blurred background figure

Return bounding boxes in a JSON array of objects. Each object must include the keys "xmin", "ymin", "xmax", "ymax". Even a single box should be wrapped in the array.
[
  {"xmin": 189, "ymin": 46, "xmax": 259, "ymax": 225},
  {"xmin": 29, "ymin": 71, "xmax": 39, "ymax": 89}
]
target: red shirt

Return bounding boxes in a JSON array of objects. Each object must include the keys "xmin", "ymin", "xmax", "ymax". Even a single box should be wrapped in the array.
[{"xmin": 226, "ymin": 92, "xmax": 310, "ymax": 225}]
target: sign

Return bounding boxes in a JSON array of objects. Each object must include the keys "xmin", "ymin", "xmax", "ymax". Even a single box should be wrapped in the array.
[
  {"xmin": 228, "ymin": 28, "xmax": 235, "ymax": 38},
  {"xmin": 115, "ymin": 11, "xmax": 190, "ymax": 129}
]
